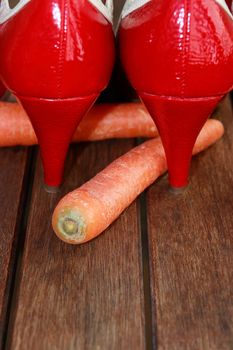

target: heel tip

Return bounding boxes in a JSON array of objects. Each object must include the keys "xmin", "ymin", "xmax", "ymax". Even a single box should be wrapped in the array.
[
  {"xmin": 44, "ymin": 184, "xmax": 61, "ymax": 194},
  {"xmin": 169, "ymin": 185, "xmax": 188, "ymax": 195}
]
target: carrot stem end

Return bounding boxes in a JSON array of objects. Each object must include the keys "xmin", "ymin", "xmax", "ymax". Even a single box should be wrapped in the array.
[{"xmin": 56, "ymin": 209, "xmax": 87, "ymax": 243}]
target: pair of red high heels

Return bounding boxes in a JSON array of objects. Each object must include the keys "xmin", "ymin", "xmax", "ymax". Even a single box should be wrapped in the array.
[{"xmin": 0, "ymin": 0, "xmax": 232, "ymax": 191}]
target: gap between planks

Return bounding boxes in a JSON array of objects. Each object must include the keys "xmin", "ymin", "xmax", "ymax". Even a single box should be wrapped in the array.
[
  {"xmin": 2, "ymin": 148, "xmax": 37, "ymax": 350},
  {"xmin": 138, "ymin": 191, "xmax": 156, "ymax": 350}
]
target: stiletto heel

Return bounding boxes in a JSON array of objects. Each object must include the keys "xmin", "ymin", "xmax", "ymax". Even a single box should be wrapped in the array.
[
  {"xmin": 0, "ymin": 0, "xmax": 115, "ymax": 189},
  {"xmin": 140, "ymin": 93, "xmax": 223, "ymax": 188},
  {"xmin": 19, "ymin": 94, "xmax": 97, "ymax": 188},
  {"xmin": 119, "ymin": 0, "xmax": 233, "ymax": 188}
]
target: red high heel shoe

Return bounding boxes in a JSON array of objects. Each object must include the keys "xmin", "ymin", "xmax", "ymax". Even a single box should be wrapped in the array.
[
  {"xmin": 119, "ymin": 0, "xmax": 233, "ymax": 189},
  {"xmin": 0, "ymin": 0, "xmax": 115, "ymax": 190}
]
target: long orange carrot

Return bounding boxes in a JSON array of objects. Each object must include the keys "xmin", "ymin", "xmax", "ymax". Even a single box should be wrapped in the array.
[
  {"xmin": 52, "ymin": 119, "xmax": 224, "ymax": 245},
  {"xmin": 0, "ymin": 102, "xmax": 157, "ymax": 146}
]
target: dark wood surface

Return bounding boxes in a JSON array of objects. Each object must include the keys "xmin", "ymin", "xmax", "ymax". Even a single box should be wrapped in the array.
[
  {"xmin": 0, "ymin": 97, "xmax": 232, "ymax": 350},
  {"xmin": 0, "ymin": 148, "xmax": 28, "ymax": 347},
  {"xmin": 147, "ymin": 97, "xmax": 233, "ymax": 350},
  {"xmin": 7, "ymin": 141, "xmax": 146, "ymax": 350}
]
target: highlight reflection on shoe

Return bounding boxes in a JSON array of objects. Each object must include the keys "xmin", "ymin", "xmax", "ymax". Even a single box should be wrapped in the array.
[
  {"xmin": 0, "ymin": 0, "xmax": 114, "ymax": 24},
  {"xmin": 121, "ymin": 0, "xmax": 233, "ymax": 19}
]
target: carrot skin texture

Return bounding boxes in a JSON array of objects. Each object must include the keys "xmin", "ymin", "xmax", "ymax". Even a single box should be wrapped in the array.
[
  {"xmin": 0, "ymin": 102, "xmax": 157, "ymax": 146},
  {"xmin": 52, "ymin": 119, "xmax": 224, "ymax": 245}
]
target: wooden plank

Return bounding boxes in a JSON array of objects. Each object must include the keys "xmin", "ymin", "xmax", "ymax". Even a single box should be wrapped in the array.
[
  {"xmin": 8, "ymin": 140, "xmax": 146, "ymax": 350},
  {"xmin": 147, "ymin": 96, "xmax": 233, "ymax": 350},
  {"xmin": 0, "ymin": 147, "xmax": 28, "ymax": 346}
]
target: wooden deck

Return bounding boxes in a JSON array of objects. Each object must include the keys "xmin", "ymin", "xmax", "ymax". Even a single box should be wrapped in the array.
[{"xmin": 0, "ymin": 95, "xmax": 232, "ymax": 350}]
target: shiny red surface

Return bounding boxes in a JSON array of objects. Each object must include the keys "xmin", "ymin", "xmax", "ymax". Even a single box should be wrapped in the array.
[
  {"xmin": 119, "ymin": 0, "xmax": 233, "ymax": 187},
  {"xmin": 0, "ymin": 0, "xmax": 115, "ymax": 187},
  {"xmin": 0, "ymin": 0, "xmax": 115, "ymax": 98},
  {"xmin": 119, "ymin": 0, "xmax": 233, "ymax": 98},
  {"xmin": 20, "ymin": 94, "xmax": 97, "ymax": 186},
  {"xmin": 140, "ymin": 93, "xmax": 222, "ymax": 187}
]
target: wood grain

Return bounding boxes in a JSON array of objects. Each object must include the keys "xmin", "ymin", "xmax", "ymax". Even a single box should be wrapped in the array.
[
  {"xmin": 147, "ymin": 96, "xmax": 233, "ymax": 350},
  {"xmin": 8, "ymin": 140, "xmax": 146, "ymax": 350},
  {"xmin": 0, "ymin": 148, "xmax": 28, "ymax": 346}
]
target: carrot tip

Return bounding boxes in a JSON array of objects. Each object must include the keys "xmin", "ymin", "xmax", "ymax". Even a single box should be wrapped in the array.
[{"xmin": 56, "ymin": 209, "xmax": 87, "ymax": 243}]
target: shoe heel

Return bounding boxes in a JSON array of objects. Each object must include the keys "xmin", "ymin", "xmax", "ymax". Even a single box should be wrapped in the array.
[
  {"xmin": 18, "ymin": 94, "xmax": 97, "ymax": 188},
  {"xmin": 140, "ymin": 93, "xmax": 223, "ymax": 188}
]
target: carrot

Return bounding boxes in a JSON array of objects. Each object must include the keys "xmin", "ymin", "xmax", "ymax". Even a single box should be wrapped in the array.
[
  {"xmin": 52, "ymin": 119, "xmax": 224, "ymax": 245},
  {"xmin": 0, "ymin": 102, "xmax": 157, "ymax": 146}
]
